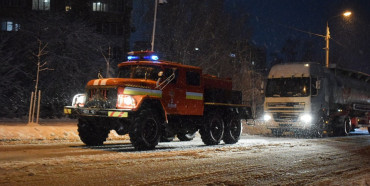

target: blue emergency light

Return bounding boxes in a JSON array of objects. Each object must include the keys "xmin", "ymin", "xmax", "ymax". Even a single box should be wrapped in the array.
[
  {"xmin": 127, "ymin": 51, "xmax": 159, "ymax": 61},
  {"xmin": 127, "ymin": 55, "xmax": 140, "ymax": 61}
]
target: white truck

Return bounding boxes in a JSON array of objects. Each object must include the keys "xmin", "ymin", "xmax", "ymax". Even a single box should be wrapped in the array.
[{"xmin": 263, "ymin": 62, "xmax": 370, "ymax": 137}]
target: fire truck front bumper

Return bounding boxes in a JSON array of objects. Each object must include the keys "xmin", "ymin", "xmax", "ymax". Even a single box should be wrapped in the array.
[{"xmin": 64, "ymin": 106, "xmax": 132, "ymax": 118}]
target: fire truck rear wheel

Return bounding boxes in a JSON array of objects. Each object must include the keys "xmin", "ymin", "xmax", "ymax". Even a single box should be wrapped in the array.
[
  {"xmin": 177, "ymin": 131, "xmax": 196, "ymax": 141},
  {"xmin": 129, "ymin": 108, "xmax": 162, "ymax": 150},
  {"xmin": 77, "ymin": 118, "xmax": 109, "ymax": 146},
  {"xmin": 223, "ymin": 114, "xmax": 242, "ymax": 144},
  {"xmin": 200, "ymin": 113, "xmax": 224, "ymax": 145}
]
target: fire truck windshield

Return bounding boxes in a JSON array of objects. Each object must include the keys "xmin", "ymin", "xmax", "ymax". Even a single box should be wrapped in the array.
[
  {"xmin": 118, "ymin": 65, "xmax": 162, "ymax": 80},
  {"xmin": 265, "ymin": 77, "xmax": 310, "ymax": 97}
]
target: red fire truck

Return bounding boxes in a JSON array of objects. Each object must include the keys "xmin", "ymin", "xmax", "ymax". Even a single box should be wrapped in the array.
[{"xmin": 64, "ymin": 51, "xmax": 250, "ymax": 150}]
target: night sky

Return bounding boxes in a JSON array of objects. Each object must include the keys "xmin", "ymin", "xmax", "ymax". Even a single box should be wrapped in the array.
[{"xmin": 132, "ymin": 0, "xmax": 370, "ymax": 74}]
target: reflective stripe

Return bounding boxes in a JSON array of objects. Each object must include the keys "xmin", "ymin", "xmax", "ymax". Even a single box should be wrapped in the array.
[
  {"xmin": 108, "ymin": 111, "xmax": 128, "ymax": 118},
  {"xmin": 123, "ymin": 87, "xmax": 162, "ymax": 98},
  {"xmin": 93, "ymin": 79, "xmax": 108, "ymax": 86},
  {"xmin": 101, "ymin": 79, "xmax": 108, "ymax": 85},
  {"xmin": 64, "ymin": 108, "xmax": 72, "ymax": 114},
  {"xmin": 93, "ymin": 80, "xmax": 99, "ymax": 85},
  {"xmin": 186, "ymin": 92, "xmax": 203, "ymax": 100}
]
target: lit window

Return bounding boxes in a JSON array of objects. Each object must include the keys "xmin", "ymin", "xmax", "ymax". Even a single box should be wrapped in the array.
[
  {"xmin": 1, "ymin": 21, "xmax": 20, "ymax": 32},
  {"xmin": 32, "ymin": 0, "xmax": 50, "ymax": 11},
  {"xmin": 93, "ymin": 2, "xmax": 108, "ymax": 12}
]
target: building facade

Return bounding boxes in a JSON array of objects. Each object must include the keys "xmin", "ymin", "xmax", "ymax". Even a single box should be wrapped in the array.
[{"xmin": 0, "ymin": 0, "xmax": 132, "ymax": 60}]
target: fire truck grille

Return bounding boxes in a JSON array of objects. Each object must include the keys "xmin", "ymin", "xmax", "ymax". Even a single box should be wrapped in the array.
[{"xmin": 85, "ymin": 88, "xmax": 117, "ymax": 109}]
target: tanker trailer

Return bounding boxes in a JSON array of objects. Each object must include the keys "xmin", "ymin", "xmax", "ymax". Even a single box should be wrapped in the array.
[{"xmin": 263, "ymin": 62, "xmax": 370, "ymax": 137}]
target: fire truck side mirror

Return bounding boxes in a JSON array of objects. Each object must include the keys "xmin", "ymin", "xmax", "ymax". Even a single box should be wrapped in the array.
[{"xmin": 316, "ymin": 80, "xmax": 321, "ymax": 90}]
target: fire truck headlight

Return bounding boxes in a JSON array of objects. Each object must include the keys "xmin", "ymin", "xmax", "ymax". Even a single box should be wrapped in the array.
[
  {"xmin": 299, "ymin": 114, "xmax": 312, "ymax": 123},
  {"xmin": 117, "ymin": 94, "xmax": 136, "ymax": 109},
  {"xmin": 263, "ymin": 114, "xmax": 272, "ymax": 121},
  {"xmin": 72, "ymin": 94, "xmax": 86, "ymax": 107}
]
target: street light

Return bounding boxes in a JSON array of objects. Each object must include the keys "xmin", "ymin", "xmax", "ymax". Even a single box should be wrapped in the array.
[{"xmin": 325, "ymin": 11, "xmax": 352, "ymax": 68}]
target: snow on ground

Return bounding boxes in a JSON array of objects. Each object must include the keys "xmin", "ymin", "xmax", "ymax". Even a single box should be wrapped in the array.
[
  {"xmin": 0, "ymin": 118, "xmax": 272, "ymax": 145},
  {"xmin": 0, "ymin": 119, "xmax": 129, "ymax": 145},
  {"xmin": 0, "ymin": 119, "xmax": 369, "ymax": 185}
]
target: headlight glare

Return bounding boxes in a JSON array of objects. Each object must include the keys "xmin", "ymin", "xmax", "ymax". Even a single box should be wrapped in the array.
[
  {"xmin": 72, "ymin": 94, "xmax": 86, "ymax": 107},
  {"xmin": 300, "ymin": 114, "xmax": 312, "ymax": 123},
  {"xmin": 264, "ymin": 114, "xmax": 272, "ymax": 121}
]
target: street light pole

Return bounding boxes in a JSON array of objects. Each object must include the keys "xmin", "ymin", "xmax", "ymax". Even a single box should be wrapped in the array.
[
  {"xmin": 151, "ymin": 0, "xmax": 159, "ymax": 51},
  {"xmin": 325, "ymin": 11, "xmax": 351, "ymax": 68},
  {"xmin": 325, "ymin": 22, "xmax": 330, "ymax": 68}
]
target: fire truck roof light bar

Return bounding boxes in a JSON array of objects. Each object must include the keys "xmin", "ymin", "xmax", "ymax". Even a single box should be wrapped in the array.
[{"xmin": 127, "ymin": 55, "xmax": 159, "ymax": 61}]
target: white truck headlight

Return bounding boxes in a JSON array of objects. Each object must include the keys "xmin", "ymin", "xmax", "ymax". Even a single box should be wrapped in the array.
[
  {"xmin": 72, "ymin": 94, "xmax": 86, "ymax": 107},
  {"xmin": 264, "ymin": 114, "xmax": 272, "ymax": 121},
  {"xmin": 299, "ymin": 114, "xmax": 312, "ymax": 123}
]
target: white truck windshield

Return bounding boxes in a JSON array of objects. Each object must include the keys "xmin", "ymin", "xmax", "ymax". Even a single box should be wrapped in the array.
[{"xmin": 266, "ymin": 77, "xmax": 310, "ymax": 97}]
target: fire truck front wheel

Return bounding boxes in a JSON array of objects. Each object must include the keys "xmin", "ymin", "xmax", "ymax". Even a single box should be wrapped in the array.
[
  {"xmin": 200, "ymin": 113, "xmax": 224, "ymax": 145},
  {"xmin": 77, "ymin": 118, "xmax": 110, "ymax": 146},
  {"xmin": 129, "ymin": 108, "xmax": 162, "ymax": 150}
]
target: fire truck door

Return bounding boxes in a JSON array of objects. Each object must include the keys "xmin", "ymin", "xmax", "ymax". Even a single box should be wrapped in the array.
[
  {"xmin": 183, "ymin": 70, "xmax": 204, "ymax": 115},
  {"xmin": 161, "ymin": 68, "xmax": 184, "ymax": 115}
]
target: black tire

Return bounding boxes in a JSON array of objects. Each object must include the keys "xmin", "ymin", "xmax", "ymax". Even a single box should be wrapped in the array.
[
  {"xmin": 344, "ymin": 117, "xmax": 352, "ymax": 135},
  {"xmin": 333, "ymin": 117, "xmax": 351, "ymax": 136},
  {"xmin": 129, "ymin": 108, "xmax": 162, "ymax": 150},
  {"xmin": 177, "ymin": 131, "xmax": 196, "ymax": 141},
  {"xmin": 78, "ymin": 118, "xmax": 109, "ymax": 146},
  {"xmin": 200, "ymin": 113, "xmax": 224, "ymax": 145},
  {"xmin": 271, "ymin": 129, "xmax": 283, "ymax": 137},
  {"xmin": 223, "ymin": 114, "xmax": 242, "ymax": 144},
  {"xmin": 368, "ymin": 127, "xmax": 370, "ymax": 134}
]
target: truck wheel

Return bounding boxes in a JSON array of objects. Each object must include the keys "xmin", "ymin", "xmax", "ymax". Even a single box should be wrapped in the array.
[
  {"xmin": 333, "ymin": 117, "xmax": 350, "ymax": 136},
  {"xmin": 200, "ymin": 113, "xmax": 224, "ymax": 145},
  {"xmin": 177, "ymin": 131, "xmax": 196, "ymax": 141},
  {"xmin": 223, "ymin": 114, "xmax": 242, "ymax": 144},
  {"xmin": 344, "ymin": 118, "xmax": 352, "ymax": 135},
  {"xmin": 78, "ymin": 118, "xmax": 109, "ymax": 146},
  {"xmin": 129, "ymin": 108, "xmax": 162, "ymax": 150},
  {"xmin": 271, "ymin": 129, "xmax": 283, "ymax": 137}
]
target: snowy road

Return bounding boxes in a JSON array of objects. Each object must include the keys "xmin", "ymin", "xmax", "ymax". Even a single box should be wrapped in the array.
[{"xmin": 1, "ymin": 132, "xmax": 370, "ymax": 185}]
